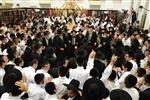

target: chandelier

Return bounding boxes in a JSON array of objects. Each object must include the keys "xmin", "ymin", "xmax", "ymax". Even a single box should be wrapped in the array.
[
  {"xmin": 61, "ymin": 0, "xmax": 82, "ymax": 10},
  {"xmin": 53, "ymin": 0, "xmax": 88, "ymax": 15}
]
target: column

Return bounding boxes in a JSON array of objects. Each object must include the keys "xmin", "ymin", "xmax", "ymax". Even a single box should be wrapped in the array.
[
  {"xmin": 137, "ymin": 0, "xmax": 147, "ymax": 27},
  {"xmin": 144, "ymin": 0, "xmax": 150, "ymax": 29}
]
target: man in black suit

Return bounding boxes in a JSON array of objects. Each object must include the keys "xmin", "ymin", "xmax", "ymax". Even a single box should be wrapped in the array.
[
  {"xmin": 53, "ymin": 29, "xmax": 67, "ymax": 62},
  {"xmin": 85, "ymin": 26, "xmax": 97, "ymax": 48},
  {"xmin": 66, "ymin": 30, "xmax": 78, "ymax": 58},
  {"xmin": 42, "ymin": 31, "xmax": 53, "ymax": 48},
  {"xmin": 23, "ymin": 39, "xmax": 35, "ymax": 67},
  {"xmin": 76, "ymin": 29, "xmax": 85, "ymax": 48},
  {"xmin": 132, "ymin": 8, "xmax": 137, "ymax": 25}
]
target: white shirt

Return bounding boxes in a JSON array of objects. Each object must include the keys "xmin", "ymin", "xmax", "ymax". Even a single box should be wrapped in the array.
[
  {"xmin": 15, "ymin": 66, "xmax": 22, "ymax": 71},
  {"xmin": 140, "ymin": 84, "xmax": 150, "ymax": 91},
  {"xmin": 0, "ymin": 68, "xmax": 5, "ymax": 85},
  {"xmin": 123, "ymin": 87, "xmax": 139, "ymax": 100},
  {"xmin": 18, "ymin": 40, "xmax": 26, "ymax": 53},
  {"xmin": 7, "ymin": 61, "xmax": 15, "ymax": 65},
  {"xmin": 1, "ymin": 92, "xmax": 22, "ymax": 100},
  {"xmin": 141, "ymin": 46, "xmax": 148, "ymax": 54},
  {"xmin": 118, "ymin": 71, "xmax": 131, "ymax": 88},
  {"xmin": 69, "ymin": 58, "xmax": 94, "ymax": 89},
  {"xmin": 28, "ymin": 83, "xmax": 46, "ymax": 100},
  {"xmin": 129, "ymin": 60, "xmax": 138, "ymax": 76},
  {"xmin": 0, "ymin": 26, "xmax": 8, "ymax": 32},
  {"xmin": 103, "ymin": 80, "xmax": 120, "ymax": 91},
  {"xmin": 101, "ymin": 64, "xmax": 113, "ymax": 80},
  {"xmin": 69, "ymin": 67, "xmax": 89, "ymax": 89},
  {"xmin": 44, "ymin": 17, "xmax": 51, "ymax": 26},
  {"xmin": 52, "ymin": 76, "xmax": 71, "ymax": 98},
  {"xmin": 140, "ymin": 57, "xmax": 148, "ymax": 68},
  {"xmin": 44, "ymin": 94, "xmax": 59, "ymax": 100},
  {"xmin": 101, "ymin": 64, "xmax": 120, "ymax": 91},
  {"xmin": 21, "ymin": 66, "xmax": 36, "ymax": 84},
  {"xmin": 122, "ymin": 38, "xmax": 131, "ymax": 46},
  {"xmin": 147, "ymin": 33, "xmax": 150, "ymax": 37},
  {"xmin": 16, "ymin": 45, "xmax": 22, "ymax": 58},
  {"xmin": 36, "ymin": 69, "xmax": 51, "ymax": 84}
]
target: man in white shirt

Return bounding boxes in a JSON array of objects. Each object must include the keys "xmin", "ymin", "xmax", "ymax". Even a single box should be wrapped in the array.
[
  {"xmin": 139, "ymin": 74, "xmax": 150, "ymax": 91},
  {"xmin": 69, "ymin": 50, "xmax": 95, "ymax": 89},
  {"xmin": 123, "ymin": 74, "xmax": 139, "ymax": 100},
  {"xmin": 36, "ymin": 60, "xmax": 52, "ymax": 84},
  {"xmin": 128, "ymin": 51, "xmax": 138, "ymax": 76},
  {"xmin": 117, "ymin": 62, "xmax": 133, "ymax": 88},
  {"xmin": 101, "ymin": 55, "xmax": 120, "ymax": 91},
  {"xmin": 122, "ymin": 34, "xmax": 131, "ymax": 46},
  {"xmin": 52, "ymin": 66, "xmax": 71, "ymax": 98},
  {"xmin": 21, "ymin": 59, "xmax": 38, "ymax": 84},
  {"xmin": 45, "ymin": 82, "xmax": 59, "ymax": 100},
  {"xmin": 0, "ymin": 23, "xmax": 8, "ymax": 33},
  {"xmin": 28, "ymin": 73, "xmax": 46, "ymax": 100}
]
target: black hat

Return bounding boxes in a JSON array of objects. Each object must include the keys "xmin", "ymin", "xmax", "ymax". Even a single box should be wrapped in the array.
[
  {"xmin": 26, "ymin": 39, "xmax": 34, "ymax": 46},
  {"xmin": 140, "ymin": 88, "xmax": 150, "ymax": 100},
  {"xmin": 95, "ymin": 48, "xmax": 105, "ymax": 60},
  {"xmin": 3, "ymin": 68, "xmax": 23, "ymax": 96},
  {"xmin": 83, "ymin": 78, "xmax": 109, "ymax": 100},
  {"xmin": 110, "ymin": 89, "xmax": 132, "ymax": 100},
  {"xmin": 63, "ymin": 79, "xmax": 81, "ymax": 92},
  {"xmin": 34, "ymin": 43, "xmax": 42, "ymax": 50},
  {"xmin": 75, "ymin": 48, "xmax": 88, "ymax": 59},
  {"xmin": 0, "ymin": 35, "xmax": 7, "ymax": 40}
]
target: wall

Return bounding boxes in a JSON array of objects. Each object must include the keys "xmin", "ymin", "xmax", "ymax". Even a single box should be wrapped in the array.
[{"xmin": 100, "ymin": 0, "xmax": 132, "ymax": 11}]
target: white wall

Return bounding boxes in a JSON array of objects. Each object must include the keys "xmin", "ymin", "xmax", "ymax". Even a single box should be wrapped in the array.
[
  {"xmin": 100, "ymin": 0, "xmax": 114, "ymax": 10},
  {"xmin": 99, "ymin": 0, "xmax": 149, "ymax": 30},
  {"xmin": 120, "ymin": 0, "xmax": 132, "ymax": 10},
  {"xmin": 12, "ymin": 0, "xmax": 40, "ymax": 8},
  {"xmin": 100, "ymin": 0, "xmax": 132, "ymax": 11},
  {"xmin": 12, "ymin": 0, "xmax": 22, "ymax": 7}
]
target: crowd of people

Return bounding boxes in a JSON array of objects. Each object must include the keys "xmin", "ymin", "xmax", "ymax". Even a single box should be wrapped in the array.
[{"xmin": 0, "ymin": 9, "xmax": 150, "ymax": 100}]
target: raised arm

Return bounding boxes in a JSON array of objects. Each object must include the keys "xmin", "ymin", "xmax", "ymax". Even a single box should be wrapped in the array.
[
  {"xmin": 86, "ymin": 50, "xmax": 96, "ymax": 70},
  {"xmin": 101, "ymin": 55, "xmax": 117, "ymax": 80}
]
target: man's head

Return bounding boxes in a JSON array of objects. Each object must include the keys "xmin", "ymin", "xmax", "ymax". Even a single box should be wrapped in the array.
[
  {"xmin": 41, "ymin": 60, "xmax": 50, "ymax": 72},
  {"xmin": 3, "ymin": 68, "xmax": 23, "ymax": 96},
  {"xmin": 64, "ymin": 79, "xmax": 80, "ymax": 97},
  {"xmin": 125, "ymin": 74, "xmax": 137, "ymax": 88},
  {"xmin": 123, "ymin": 62, "xmax": 133, "ymax": 72},
  {"xmin": 58, "ymin": 66, "xmax": 68, "ymax": 77},
  {"xmin": 45, "ymin": 82, "xmax": 56, "ymax": 95},
  {"xmin": 34, "ymin": 73, "xmax": 44, "ymax": 85},
  {"xmin": 29, "ymin": 59, "xmax": 38, "ymax": 69}
]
